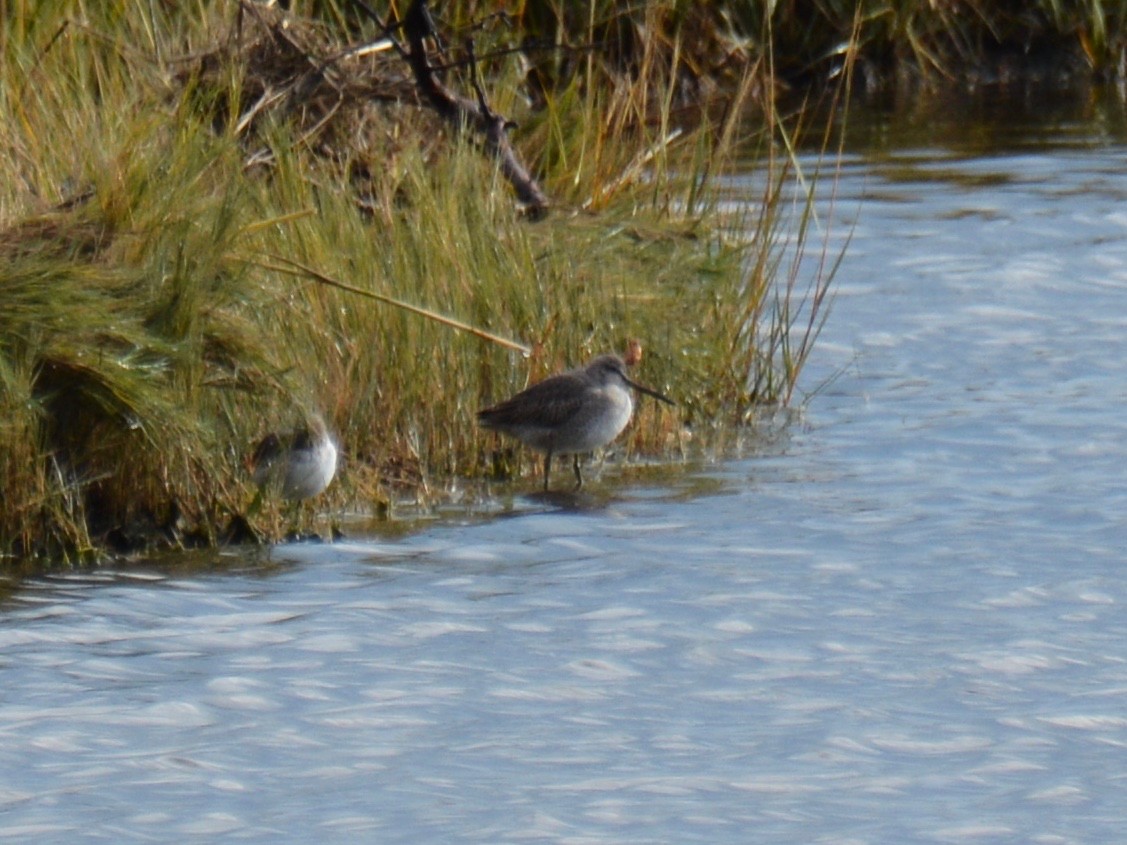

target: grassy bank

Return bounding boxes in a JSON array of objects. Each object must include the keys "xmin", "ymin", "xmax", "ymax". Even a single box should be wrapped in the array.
[{"xmin": 0, "ymin": 1, "xmax": 839, "ymax": 562}]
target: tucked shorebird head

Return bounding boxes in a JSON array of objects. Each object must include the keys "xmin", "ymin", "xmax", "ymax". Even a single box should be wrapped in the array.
[{"xmin": 250, "ymin": 414, "xmax": 338, "ymax": 501}]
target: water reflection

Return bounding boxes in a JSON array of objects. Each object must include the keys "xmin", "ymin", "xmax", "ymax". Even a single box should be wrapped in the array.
[{"xmin": 822, "ymin": 84, "xmax": 1127, "ymax": 153}]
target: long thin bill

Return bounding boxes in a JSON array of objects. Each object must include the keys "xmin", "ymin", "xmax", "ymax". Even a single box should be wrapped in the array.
[{"xmin": 625, "ymin": 377, "xmax": 675, "ymax": 406}]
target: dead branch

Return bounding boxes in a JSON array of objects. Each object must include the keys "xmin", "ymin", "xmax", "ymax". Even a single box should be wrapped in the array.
[{"xmin": 350, "ymin": 0, "xmax": 550, "ymax": 217}]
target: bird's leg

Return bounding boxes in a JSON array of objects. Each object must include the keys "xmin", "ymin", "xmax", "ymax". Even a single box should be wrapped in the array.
[
  {"xmin": 543, "ymin": 450, "xmax": 553, "ymax": 491},
  {"xmin": 573, "ymin": 455, "xmax": 583, "ymax": 489}
]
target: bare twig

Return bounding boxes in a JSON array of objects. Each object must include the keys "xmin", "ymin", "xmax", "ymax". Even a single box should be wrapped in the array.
[{"xmin": 345, "ymin": 0, "xmax": 550, "ymax": 216}]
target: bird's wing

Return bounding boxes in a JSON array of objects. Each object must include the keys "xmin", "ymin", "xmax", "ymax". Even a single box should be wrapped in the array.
[{"xmin": 478, "ymin": 373, "xmax": 588, "ymax": 429}]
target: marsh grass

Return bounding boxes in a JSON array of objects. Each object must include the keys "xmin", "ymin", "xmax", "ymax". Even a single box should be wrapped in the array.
[{"xmin": 1, "ymin": 1, "xmax": 843, "ymax": 562}]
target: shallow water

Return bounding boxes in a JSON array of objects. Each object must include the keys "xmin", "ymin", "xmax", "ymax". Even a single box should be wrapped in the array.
[{"xmin": 4, "ymin": 99, "xmax": 1127, "ymax": 843}]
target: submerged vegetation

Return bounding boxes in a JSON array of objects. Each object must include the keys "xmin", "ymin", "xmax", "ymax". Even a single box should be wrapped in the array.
[{"xmin": 17, "ymin": 0, "xmax": 1113, "ymax": 563}]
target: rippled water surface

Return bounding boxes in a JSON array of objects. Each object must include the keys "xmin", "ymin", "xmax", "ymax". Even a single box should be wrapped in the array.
[{"xmin": 4, "ymin": 105, "xmax": 1127, "ymax": 843}]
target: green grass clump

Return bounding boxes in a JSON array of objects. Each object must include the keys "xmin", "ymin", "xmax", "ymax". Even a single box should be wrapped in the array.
[{"xmin": 1, "ymin": 1, "xmax": 838, "ymax": 562}]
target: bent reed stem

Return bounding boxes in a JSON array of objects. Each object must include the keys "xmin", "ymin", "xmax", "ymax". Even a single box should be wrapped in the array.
[{"xmin": 257, "ymin": 254, "xmax": 533, "ymax": 356}]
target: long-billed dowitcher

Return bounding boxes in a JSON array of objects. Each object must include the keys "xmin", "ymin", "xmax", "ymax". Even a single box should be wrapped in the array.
[
  {"xmin": 250, "ymin": 414, "xmax": 338, "ymax": 501},
  {"xmin": 478, "ymin": 352, "xmax": 673, "ymax": 490}
]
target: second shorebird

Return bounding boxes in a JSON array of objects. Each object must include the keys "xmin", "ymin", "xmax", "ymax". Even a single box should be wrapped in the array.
[
  {"xmin": 250, "ymin": 414, "xmax": 338, "ymax": 502},
  {"xmin": 478, "ymin": 353, "xmax": 674, "ymax": 490}
]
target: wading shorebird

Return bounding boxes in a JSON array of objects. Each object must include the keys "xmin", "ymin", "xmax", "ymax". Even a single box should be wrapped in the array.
[
  {"xmin": 478, "ymin": 350, "xmax": 674, "ymax": 490},
  {"xmin": 250, "ymin": 414, "xmax": 338, "ymax": 501}
]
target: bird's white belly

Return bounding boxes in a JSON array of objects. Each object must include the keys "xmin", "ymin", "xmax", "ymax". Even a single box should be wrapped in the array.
[
  {"xmin": 281, "ymin": 439, "xmax": 338, "ymax": 500},
  {"xmin": 552, "ymin": 387, "xmax": 633, "ymax": 454}
]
